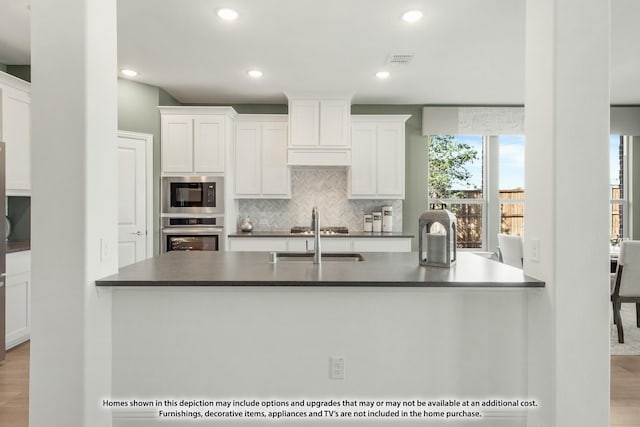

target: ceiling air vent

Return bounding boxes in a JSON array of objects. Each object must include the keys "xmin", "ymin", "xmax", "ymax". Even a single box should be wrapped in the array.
[{"xmin": 386, "ymin": 54, "xmax": 414, "ymax": 65}]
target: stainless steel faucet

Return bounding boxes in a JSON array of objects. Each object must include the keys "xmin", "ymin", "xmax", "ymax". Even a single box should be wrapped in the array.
[{"xmin": 311, "ymin": 206, "xmax": 321, "ymax": 264}]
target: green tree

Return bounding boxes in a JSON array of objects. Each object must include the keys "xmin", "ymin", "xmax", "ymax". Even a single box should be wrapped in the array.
[{"xmin": 428, "ymin": 135, "xmax": 478, "ymax": 199}]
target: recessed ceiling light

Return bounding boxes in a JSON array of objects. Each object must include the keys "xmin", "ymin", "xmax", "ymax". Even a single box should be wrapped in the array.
[
  {"xmin": 248, "ymin": 69, "xmax": 263, "ymax": 78},
  {"xmin": 121, "ymin": 69, "xmax": 138, "ymax": 77},
  {"xmin": 376, "ymin": 71, "xmax": 390, "ymax": 79},
  {"xmin": 402, "ymin": 10, "xmax": 423, "ymax": 23},
  {"xmin": 217, "ymin": 8, "xmax": 239, "ymax": 21}
]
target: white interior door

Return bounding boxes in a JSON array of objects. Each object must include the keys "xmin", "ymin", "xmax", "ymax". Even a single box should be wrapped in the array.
[{"xmin": 117, "ymin": 131, "xmax": 153, "ymax": 268}]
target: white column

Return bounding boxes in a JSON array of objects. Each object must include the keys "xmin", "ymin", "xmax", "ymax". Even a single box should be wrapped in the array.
[
  {"xmin": 30, "ymin": 0, "xmax": 117, "ymax": 425},
  {"xmin": 525, "ymin": 0, "xmax": 610, "ymax": 426}
]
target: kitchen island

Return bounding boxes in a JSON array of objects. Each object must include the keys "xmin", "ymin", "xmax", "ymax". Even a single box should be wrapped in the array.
[
  {"xmin": 98, "ymin": 252, "xmax": 543, "ymax": 427},
  {"xmin": 96, "ymin": 251, "xmax": 541, "ymax": 287}
]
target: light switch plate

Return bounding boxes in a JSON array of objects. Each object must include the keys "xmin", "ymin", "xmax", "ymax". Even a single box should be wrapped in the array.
[
  {"xmin": 530, "ymin": 238, "xmax": 540, "ymax": 263},
  {"xmin": 100, "ymin": 238, "xmax": 109, "ymax": 261}
]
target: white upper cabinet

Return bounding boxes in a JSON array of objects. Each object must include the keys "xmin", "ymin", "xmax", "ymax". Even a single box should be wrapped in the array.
[
  {"xmin": 0, "ymin": 72, "xmax": 31, "ymax": 194},
  {"xmin": 289, "ymin": 100, "xmax": 319, "ymax": 146},
  {"xmin": 235, "ymin": 124, "xmax": 261, "ymax": 195},
  {"xmin": 159, "ymin": 107, "xmax": 236, "ymax": 175},
  {"xmin": 261, "ymin": 122, "xmax": 290, "ymax": 196},
  {"xmin": 286, "ymin": 93, "xmax": 351, "ymax": 166},
  {"xmin": 234, "ymin": 115, "xmax": 290, "ymax": 198},
  {"xmin": 193, "ymin": 115, "xmax": 225, "ymax": 172},
  {"xmin": 350, "ymin": 123, "xmax": 377, "ymax": 195},
  {"xmin": 349, "ymin": 115, "xmax": 410, "ymax": 199},
  {"xmin": 161, "ymin": 114, "xmax": 192, "ymax": 173},
  {"xmin": 319, "ymin": 100, "xmax": 350, "ymax": 147}
]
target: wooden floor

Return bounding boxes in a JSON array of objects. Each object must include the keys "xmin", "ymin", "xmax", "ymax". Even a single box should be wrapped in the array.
[
  {"xmin": 0, "ymin": 342, "xmax": 639, "ymax": 426},
  {"xmin": 611, "ymin": 355, "xmax": 640, "ymax": 426},
  {"xmin": 0, "ymin": 341, "xmax": 29, "ymax": 427}
]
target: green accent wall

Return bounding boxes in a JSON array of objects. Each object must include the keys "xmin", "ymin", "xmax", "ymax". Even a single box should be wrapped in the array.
[
  {"xmin": 351, "ymin": 105, "xmax": 426, "ymax": 250},
  {"xmin": 118, "ymin": 78, "xmax": 180, "ymax": 255},
  {"xmin": 6, "ymin": 65, "xmax": 31, "ymax": 82},
  {"xmin": 183, "ymin": 103, "xmax": 288, "ymax": 114}
]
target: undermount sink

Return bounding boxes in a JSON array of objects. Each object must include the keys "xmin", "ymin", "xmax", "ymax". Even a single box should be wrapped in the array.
[{"xmin": 275, "ymin": 252, "xmax": 365, "ymax": 262}]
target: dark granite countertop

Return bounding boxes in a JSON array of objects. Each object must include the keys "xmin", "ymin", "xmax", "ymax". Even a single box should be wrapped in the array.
[
  {"xmin": 229, "ymin": 231, "xmax": 414, "ymax": 238},
  {"xmin": 95, "ymin": 251, "xmax": 543, "ymax": 288},
  {"xmin": 6, "ymin": 240, "xmax": 30, "ymax": 253}
]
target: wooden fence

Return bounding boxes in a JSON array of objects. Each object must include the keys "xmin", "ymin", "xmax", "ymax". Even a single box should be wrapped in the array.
[
  {"xmin": 611, "ymin": 186, "xmax": 622, "ymax": 241},
  {"xmin": 447, "ymin": 189, "xmax": 524, "ymax": 248},
  {"xmin": 448, "ymin": 187, "xmax": 622, "ymax": 247}
]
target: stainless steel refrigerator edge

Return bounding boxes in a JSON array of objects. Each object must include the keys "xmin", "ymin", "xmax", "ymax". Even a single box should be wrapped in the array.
[{"xmin": 0, "ymin": 143, "xmax": 6, "ymax": 363}]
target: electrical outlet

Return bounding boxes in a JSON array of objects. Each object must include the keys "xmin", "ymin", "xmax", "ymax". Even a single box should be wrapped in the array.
[
  {"xmin": 259, "ymin": 218, "xmax": 268, "ymax": 226},
  {"xmin": 330, "ymin": 357, "xmax": 345, "ymax": 380}
]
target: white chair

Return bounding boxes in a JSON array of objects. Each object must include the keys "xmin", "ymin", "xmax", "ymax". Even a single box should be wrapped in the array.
[
  {"xmin": 497, "ymin": 234, "xmax": 523, "ymax": 268},
  {"xmin": 611, "ymin": 240, "xmax": 640, "ymax": 343}
]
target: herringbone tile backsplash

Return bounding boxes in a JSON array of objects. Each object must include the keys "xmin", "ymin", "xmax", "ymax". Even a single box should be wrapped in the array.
[{"xmin": 237, "ymin": 168, "xmax": 403, "ymax": 232}]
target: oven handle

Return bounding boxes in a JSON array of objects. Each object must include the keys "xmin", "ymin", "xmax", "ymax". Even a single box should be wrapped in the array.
[{"xmin": 162, "ymin": 227, "xmax": 224, "ymax": 235}]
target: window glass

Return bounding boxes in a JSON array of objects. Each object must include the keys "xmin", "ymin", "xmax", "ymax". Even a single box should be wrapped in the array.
[
  {"xmin": 428, "ymin": 135, "xmax": 482, "ymax": 199},
  {"xmin": 428, "ymin": 135, "xmax": 483, "ymax": 248},
  {"xmin": 499, "ymin": 135, "xmax": 525, "ymax": 236},
  {"xmin": 610, "ymin": 135, "xmax": 625, "ymax": 241},
  {"xmin": 499, "ymin": 135, "xmax": 525, "ymax": 194}
]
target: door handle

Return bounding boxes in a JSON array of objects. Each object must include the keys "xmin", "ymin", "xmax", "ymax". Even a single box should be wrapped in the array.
[{"xmin": 129, "ymin": 231, "xmax": 144, "ymax": 236}]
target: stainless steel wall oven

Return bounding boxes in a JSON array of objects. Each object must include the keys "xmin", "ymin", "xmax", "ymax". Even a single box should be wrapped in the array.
[{"xmin": 161, "ymin": 216, "xmax": 224, "ymax": 252}]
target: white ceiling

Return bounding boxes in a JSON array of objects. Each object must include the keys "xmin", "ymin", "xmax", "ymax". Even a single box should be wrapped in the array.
[{"xmin": 1, "ymin": 0, "xmax": 639, "ymax": 105}]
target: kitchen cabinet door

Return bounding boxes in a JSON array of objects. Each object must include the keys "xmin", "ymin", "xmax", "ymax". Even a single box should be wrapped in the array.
[
  {"xmin": 228, "ymin": 238, "xmax": 287, "ymax": 252},
  {"xmin": 234, "ymin": 119, "xmax": 290, "ymax": 199},
  {"xmin": 234, "ymin": 124, "xmax": 262, "ymax": 196},
  {"xmin": 193, "ymin": 115, "xmax": 225, "ymax": 173},
  {"xmin": 376, "ymin": 123, "xmax": 405, "ymax": 198},
  {"xmin": 1, "ymin": 82, "xmax": 31, "ymax": 193},
  {"xmin": 5, "ymin": 251, "xmax": 31, "ymax": 349},
  {"xmin": 348, "ymin": 115, "xmax": 408, "ymax": 199},
  {"xmin": 349, "ymin": 123, "xmax": 377, "ymax": 196},
  {"xmin": 319, "ymin": 100, "xmax": 350, "ymax": 146},
  {"xmin": 287, "ymin": 238, "xmax": 315, "ymax": 252},
  {"xmin": 261, "ymin": 123, "xmax": 289, "ymax": 196},
  {"xmin": 161, "ymin": 114, "xmax": 193, "ymax": 173},
  {"xmin": 289, "ymin": 100, "xmax": 319, "ymax": 147}
]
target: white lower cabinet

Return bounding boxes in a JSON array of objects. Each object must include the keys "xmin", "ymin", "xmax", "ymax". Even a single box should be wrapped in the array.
[
  {"xmin": 6, "ymin": 251, "xmax": 31, "ymax": 349},
  {"xmin": 228, "ymin": 238, "xmax": 288, "ymax": 252},
  {"xmin": 286, "ymin": 238, "xmax": 315, "ymax": 252},
  {"xmin": 285, "ymin": 238, "xmax": 352, "ymax": 252},
  {"xmin": 228, "ymin": 237, "xmax": 411, "ymax": 253}
]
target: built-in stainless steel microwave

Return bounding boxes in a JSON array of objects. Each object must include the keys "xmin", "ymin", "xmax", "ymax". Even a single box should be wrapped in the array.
[{"xmin": 161, "ymin": 176, "xmax": 224, "ymax": 215}]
